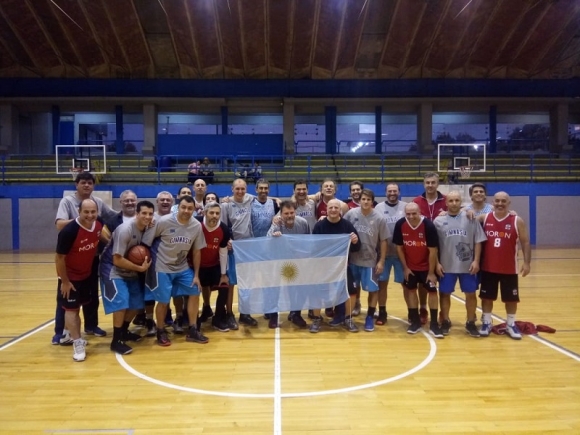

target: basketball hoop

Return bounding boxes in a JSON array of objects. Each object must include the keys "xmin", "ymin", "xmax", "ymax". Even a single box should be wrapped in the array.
[
  {"xmin": 69, "ymin": 167, "xmax": 84, "ymax": 181},
  {"xmin": 459, "ymin": 166, "xmax": 473, "ymax": 180}
]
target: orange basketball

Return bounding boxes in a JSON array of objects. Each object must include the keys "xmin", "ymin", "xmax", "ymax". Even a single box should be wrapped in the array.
[{"xmin": 126, "ymin": 245, "xmax": 150, "ymax": 265}]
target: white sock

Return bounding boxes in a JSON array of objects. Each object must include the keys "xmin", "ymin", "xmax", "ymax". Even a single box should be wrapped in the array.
[
  {"xmin": 482, "ymin": 313, "xmax": 492, "ymax": 324},
  {"xmin": 507, "ymin": 314, "xmax": 516, "ymax": 326}
]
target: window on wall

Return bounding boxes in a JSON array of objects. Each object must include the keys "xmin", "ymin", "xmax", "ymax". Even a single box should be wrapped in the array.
[
  {"xmin": 570, "ymin": 124, "xmax": 580, "ymax": 151},
  {"xmin": 295, "ymin": 123, "xmax": 326, "ymax": 153},
  {"xmin": 496, "ymin": 116, "xmax": 550, "ymax": 153},
  {"xmin": 157, "ymin": 114, "xmax": 223, "ymax": 135},
  {"xmin": 337, "ymin": 115, "xmax": 375, "ymax": 154}
]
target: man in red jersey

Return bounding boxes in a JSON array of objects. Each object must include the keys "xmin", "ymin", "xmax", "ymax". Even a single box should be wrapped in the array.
[
  {"xmin": 194, "ymin": 201, "xmax": 231, "ymax": 332},
  {"xmin": 55, "ymin": 199, "xmax": 108, "ymax": 362},
  {"xmin": 392, "ymin": 202, "xmax": 443, "ymax": 338},
  {"xmin": 478, "ymin": 192, "xmax": 531, "ymax": 340},
  {"xmin": 412, "ymin": 172, "xmax": 447, "ymax": 325}
]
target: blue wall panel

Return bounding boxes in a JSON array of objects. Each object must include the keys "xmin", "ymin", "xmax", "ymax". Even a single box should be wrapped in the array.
[{"xmin": 157, "ymin": 134, "xmax": 284, "ymax": 157}]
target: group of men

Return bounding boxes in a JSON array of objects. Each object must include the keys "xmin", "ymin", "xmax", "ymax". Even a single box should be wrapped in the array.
[{"xmin": 53, "ymin": 171, "xmax": 531, "ymax": 362}]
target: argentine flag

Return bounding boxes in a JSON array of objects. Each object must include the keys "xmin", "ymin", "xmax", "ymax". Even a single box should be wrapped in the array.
[{"xmin": 232, "ymin": 234, "xmax": 351, "ymax": 314}]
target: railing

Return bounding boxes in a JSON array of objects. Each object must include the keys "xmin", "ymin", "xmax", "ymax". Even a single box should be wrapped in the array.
[{"xmin": 2, "ymin": 152, "xmax": 579, "ymax": 185}]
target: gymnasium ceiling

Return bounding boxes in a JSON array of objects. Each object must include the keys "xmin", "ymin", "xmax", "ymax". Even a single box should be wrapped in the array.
[{"xmin": 1, "ymin": 0, "xmax": 580, "ymax": 81}]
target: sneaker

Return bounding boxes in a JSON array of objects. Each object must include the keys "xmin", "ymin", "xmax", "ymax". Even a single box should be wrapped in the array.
[
  {"xmin": 227, "ymin": 313, "xmax": 239, "ymax": 330},
  {"xmin": 239, "ymin": 314, "xmax": 258, "ymax": 327},
  {"xmin": 110, "ymin": 340, "xmax": 133, "ymax": 355},
  {"xmin": 85, "ymin": 326, "xmax": 107, "ymax": 337},
  {"xmin": 465, "ymin": 321, "xmax": 480, "ymax": 337},
  {"xmin": 289, "ymin": 313, "xmax": 307, "ymax": 328},
  {"xmin": 123, "ymin": 330, "xmax": 143, "ymax": 342},
  {"xmin": 352, "ymin": 300, "xmax": 361, "ymax": 317},
  {"xmin": 344, "ymin": 318, "xmax": 359, "ymax": 333},
  {"xmin": 59, "ymin": 330, "xmax": 73, "ymax": 346},
  {"xmin": 364, "ymin": 315, "xmax": 375, "ymax": 332},
  {"xmin": 479, "ymin": 322, "xmax": 492, "ymax": 337},
  {"xmin": 132, "ymin": 313, "xmax": 146, "ymax": 326},
  {"xmin": 419, "ymin": 308, "xmax": 428, "ymax": 325},
  {"xmin": 375, "ymin": 311, "xmax": 388, "ymax": 326},
  {"xmin": 329, "ymin": 315, "xmax": 345, "ymax": 327},
  {"xmin": 173, "ymin": 316, "xmax": 184, "ymax": 334},
  {"xmin": 307, "ymin": 310, "xmax": 316, "ymax": 320},
  {"xmin": 440, "ymin": 319, "xmax": 451, "ymax": 336},
  {"xmin": 407, "ymin": 322, "xmax": 422, "ymax": 334},
  {"xmin": 186, "ymin": 326, "xmax": 209, "ymax": 344},
  {"xmin": 164, "ymin": 308, "xmax": 173, "ymax": 326},
  {"xmin": 309, "ymin": 317, "xmax": 322, "ymax": 333},
  {"xmin": 51, "ymin": 333, "xmax": 62, "ymax": 345},
  {"xmin": 325, "ymin": 307, "xmax": 335, "ymax": 318},
  {"xmin": 199, "ymin": 305, "xmax": 214, "ymax": 323},
  {"xmin": 429, "ymin": 323, "xmax": 445, "ymax": 339},
  {"xmin": 268, "ymin": 313, "xmax": 279, "ymax": 329},
  {"xmin": 506, "ymin": 323, "xmax": 522, "ymax": 340},
  {"xmin": 72, "ymin": 339, "xmax": 86, "ymax": 362},
  {"xmin": 145, "ymin": 319, "xmax": 157, "ymax": 337},
  {"xmin": 156, "ymin": 328, "xmax": 171, "ymax": 347},
  {"xmin": 211, "ymin": 319, "xmax": 230, "ymax": 332},
  {"xmin": 263, "ymin": 313, "xmax": 271, "ymax": 320}
]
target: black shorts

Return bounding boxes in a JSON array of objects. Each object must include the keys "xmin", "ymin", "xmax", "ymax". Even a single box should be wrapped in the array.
[
  {"xmin": 57, "ymin": 277, "xmax": 93, "ymax": 310},
  {"xmin": 403, "ymin": 270, "xmax": 438, "ymax": 292},
  {"xmin": 346, "ymin": 266, "xmax": 357, "ymax": 295},
  {"xmin": 198, "ymin": 264, "xmax": 222, "ymax": 288},
  {"xmin": 479, "ymin": 271, "xmax": 519, "ymax": 303}
]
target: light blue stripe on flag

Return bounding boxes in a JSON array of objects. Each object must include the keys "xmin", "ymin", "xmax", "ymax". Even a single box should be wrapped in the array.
[{"xmin": 232, "ymin": 234, "xmax": 351, "ymax": 314}]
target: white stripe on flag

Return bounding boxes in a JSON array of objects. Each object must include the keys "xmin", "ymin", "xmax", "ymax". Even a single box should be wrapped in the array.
[{"xmin": 236, "ymin": 256, "xmax": 347, "ymax": 290}]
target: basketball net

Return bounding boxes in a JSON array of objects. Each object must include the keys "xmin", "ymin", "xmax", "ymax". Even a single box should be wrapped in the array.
[
  {"xmin": 70, "ymin": 167, "xmax": 84, "ymax": 180},
  {"xmin": 459, "ymin": 166, "xmax": 473, "ymax": 180}
]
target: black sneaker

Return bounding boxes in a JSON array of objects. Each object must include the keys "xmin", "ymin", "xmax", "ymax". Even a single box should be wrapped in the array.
[
  {"xmin": 441, "ymin": 319, "xmax": 451, "ymax": 336},
  {"xmin": 407, "ymin": 321, "xmax": 422, "ymax": 334},
  {"xmin": 186, "ymin": 326, "xmax": 209, "ymax": 344},
  {"xmin": 465, "ymin": 321, "xmax": 481, "ymax": 337},
  {"xmin": 325, "ymin": 307, "xmax": 335, "ymax": 318},
  {"xmin": 173, "ymin": 316, "xmax": 184, "ymax": 334},
  {"xmin": 132, "ymin": 313, "xmax": 146, "ymax": 326},
  {"xmin": 227, "ymin": 313, "xmax": 239, "ymax": 331},
  {"xmin": 145, "ymin": 319, "xmax": 157, "ymax": 337},
  {"xmin": 239, "ymin": 314, "xmax": 258, "ymax": 326},
  {"xmin": 309, "ymin": 317, "xmax": 322, "ymax": 333},
  {"xmin": 211, "ymin": 319, "xmax": 230, "ymax": 332},
  {"xmin": 156, "ymin": 328, "xmax": 171, "ymax": 347},
  {"xmin": 199, "ymin": 305, "xmax": 214, "ymax": 323},
  {"xmin": 164, "ymin": 308, "xmax": 173, "ymax": 326},
  {"xmin": 375, "ymin": 311, "xmax": 388, "ymax": 326},
  {"xmin": 289, "ymin": 313, "xmax": 307, "ymax": 328},
  {"xmin": 110, "ymin": 340, "xmax": 133, "ymax": 355},
  {"xmin": 268, "ymin": 313, "xmax": 279, "ymax": 329},
  {"xmin": 307, "ymin": 310, "xmax": 316, "ymax": 320},
  {"xmin": 429, "ymin": 323, "xmax": 445, "ymax": 339},
  {"xmin": 123, "ymin": 330, "xmax": 143, "ymax": 342}
]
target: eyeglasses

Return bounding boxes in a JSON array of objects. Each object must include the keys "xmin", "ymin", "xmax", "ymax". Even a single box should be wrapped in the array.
[{"xmin": 121, "ymin": 200, "xmax": 137, "ymax": 204}]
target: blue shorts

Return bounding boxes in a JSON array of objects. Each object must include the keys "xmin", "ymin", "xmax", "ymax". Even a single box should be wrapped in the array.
[
  {"xmin": 438, "ymin": 273, "xmax": 478, "ymax": 294},
  {"xmin": 378, "ymin": 257, "xmax": 403, "ymax": 283},
  {"xmin": 349, "ymin": 264, "xmax": 379, "ymax": 292},
  {"xmin": 227, "ymin": 251, "xmax": 237, "ymax": 285},
  {"xmin": 145, "ymin": 269, "xmax": 199, "ymax": 304},
  {"xmin": 101, "ymin": 278, "xmax": 144, "ymax": 315}
]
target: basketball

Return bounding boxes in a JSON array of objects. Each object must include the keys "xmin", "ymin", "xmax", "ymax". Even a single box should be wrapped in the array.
[{"xmin": 126, "ymin": 245, "xmax": 150, "ymax": 265}]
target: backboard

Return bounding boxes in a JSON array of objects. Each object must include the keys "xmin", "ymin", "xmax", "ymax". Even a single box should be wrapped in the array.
[
  {"xmin": 437, "ymin": 143, "xmax": 486, "ymax": 173},
  {"xmin": 56, "ymin": 145, "xmax": 107, "ymax": 175}
]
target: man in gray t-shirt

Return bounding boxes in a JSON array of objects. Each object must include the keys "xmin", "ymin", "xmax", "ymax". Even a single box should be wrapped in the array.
[
  {"xmin": 373, "ymin": 183, "xmax": 407, "ymax": 325},
  {"xmin": 433, "ymin": 191, "xmax": 487, "ymax": 337},
  {"xmin": 343, "ymin": 189, "xmax": 389, "ymax": 332},
  {"xmin": 266, "ymin": 200, "xmax": 311, "ymax": 329},
  {"xmin": 146, "ymin": 196, "xmax": 207, "ymax": 346},
  {"xmin": 52, "ymin": 172, "xmax": 117, "ymax": 345}
]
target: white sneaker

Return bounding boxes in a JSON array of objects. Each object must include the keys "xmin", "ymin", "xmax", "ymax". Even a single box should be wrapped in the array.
[
  {"xmin": 506, "ymin": 323, "xmax": 522, "ymax": 340},
  {"xmin": 479, "ymin": 322, "xmax": 492, "ymax": 337},
  {"xmin": 60, "ymin": 330, "xmax": 73, "ymax": 345},
  {"xmin": 72, "ymin": 339, "xmax": 86, "ymax": 362}
]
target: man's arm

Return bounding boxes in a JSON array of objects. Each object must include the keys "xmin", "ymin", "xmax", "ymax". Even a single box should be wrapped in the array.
[
  {"xmin": 427, "ymin": 246, "xmax": 438, "ymax": 284},
  {"xmin": 113, "ymin": 253, "xmax": 151, "ymax": 273},
  {"xmin": 55, "ymin": 253, "xmax": 74, "ymax": 298},
  {"xmin": 56, "ymin": 219, "xmax": 73, "ymax": 231},
  {"xmin": 517, "ymin": 217, "xmax": 531, "ymax": 277}
]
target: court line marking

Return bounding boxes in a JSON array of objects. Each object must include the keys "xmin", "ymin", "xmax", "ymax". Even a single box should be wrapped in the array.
[
  {"xmin": 274, "ymin": 326, "xmax": 282, "ymax": 435},
  {"xmin": 451, "ymin": 294, "xmax": 580, "ymax": 363},
  {"xmin": 0, "ymin": 319, "xmax": 54, "ymax": 351},
  {"xmin": 116, "ymin": 315, "xmax": 438, "ymax": 398}
]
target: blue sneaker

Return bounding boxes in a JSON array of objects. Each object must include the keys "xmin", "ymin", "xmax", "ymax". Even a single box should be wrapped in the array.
[
  {"xmin": 364, "ymin": 315, "xmax": 375, "ymax": 332},
  {"xmin": 479, "ymin": 322, "xmax": 492, "ymax": 337},
  {"xmin": 506, "ymin": 323, "xmax": 522, "ymax": 340},
  {"xmin": 51, "ymin": 333, "xmax": 62, "ymax": 345},
  {"xmin": 329, "ymin": 315, "xmax": 345, "ymax": 327},
  {"xmin": 85, "ymin": 326, "xmax": 107, "ymax": 337}
]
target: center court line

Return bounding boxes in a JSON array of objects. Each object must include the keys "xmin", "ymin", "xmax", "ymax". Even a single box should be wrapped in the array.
[
  {"xmin": 450, "ymin": 294, "xmax": 580, "ymax": 362},
  {"xmin": 273, "ymin": 326, "xmax": 282, "ymax": 435}
]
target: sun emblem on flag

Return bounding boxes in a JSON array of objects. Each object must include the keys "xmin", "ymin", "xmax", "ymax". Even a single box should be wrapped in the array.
[{"xmin": 280, "ymin": 262, "xmax": 299, "ymax": 282}]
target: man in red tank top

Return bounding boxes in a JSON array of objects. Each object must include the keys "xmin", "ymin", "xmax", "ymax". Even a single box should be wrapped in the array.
[{"xmin": 478, "ymin": 192, "xmax": 531, "ymax": 340}]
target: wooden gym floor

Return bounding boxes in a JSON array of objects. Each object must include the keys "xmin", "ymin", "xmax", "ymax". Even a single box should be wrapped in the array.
[{"xmin": 0, "ymin": 248, "xmax": 579, "ymax": 435}]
